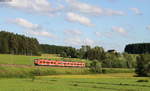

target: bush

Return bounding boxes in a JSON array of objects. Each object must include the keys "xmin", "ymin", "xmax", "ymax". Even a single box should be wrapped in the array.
[
  {"xmin": 90, "ymin": 60, "xmax": 102, "ymax": 73},
  {"xmin": 135, "ymin": 54, "xmax": 150, "ymax": 77}
]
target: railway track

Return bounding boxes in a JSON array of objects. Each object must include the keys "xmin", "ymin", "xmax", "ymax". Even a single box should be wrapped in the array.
[{"xmin": 0, "ymin": 64, "xmax": 87, "ymax": 69}]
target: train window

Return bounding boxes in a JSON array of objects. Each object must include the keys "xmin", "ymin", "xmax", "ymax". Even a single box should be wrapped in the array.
[
  {"xmin": 46, "ymin": 62, "xmax": 50, "ymax": 64},
  {"xmin": 51, "ymin": 62, "xmax": 56, "ymax": 64}
]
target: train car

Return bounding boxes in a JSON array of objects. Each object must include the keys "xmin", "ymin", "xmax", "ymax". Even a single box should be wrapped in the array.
[{"xmin": 34, "ymin": 59, "xmax": 85, "ymax": 67}]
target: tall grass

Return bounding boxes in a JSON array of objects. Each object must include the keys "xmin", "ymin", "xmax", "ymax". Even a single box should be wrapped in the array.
[
  {"xmin": 0, "ymin": 65, "xmax": 134, "ymax": 78},
  {"xmin": 0, "ymin": 65, "xmax": 91, "ymax": 78}
]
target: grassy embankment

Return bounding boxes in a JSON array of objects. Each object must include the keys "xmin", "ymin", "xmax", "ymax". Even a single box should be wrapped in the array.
[
  {"xmin": 0, "ymin": 54, "xmax": 134, "ymax": 78},
  {"xmin": 0, "ymin": 54, "xmax": 90, "ymax": 65}
]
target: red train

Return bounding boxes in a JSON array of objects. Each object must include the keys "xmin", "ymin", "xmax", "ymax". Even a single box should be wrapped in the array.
[{"xmin": 34, "ymin": 59, "xmax": 85, "ymax": 67}]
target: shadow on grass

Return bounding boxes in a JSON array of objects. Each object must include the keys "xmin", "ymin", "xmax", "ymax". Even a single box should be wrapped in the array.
[
  {"xmin": 71, "ymin": 81, "xmax": 150, "ymax": 88},
  {"xmin": 70, "ymin": 83, "xmax": 139, "ymax": 91}
]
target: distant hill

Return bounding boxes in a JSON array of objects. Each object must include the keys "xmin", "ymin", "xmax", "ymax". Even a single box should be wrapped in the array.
[{"xmin": 125, "ymin": 43, "xmax": 150, "ymax": 54}]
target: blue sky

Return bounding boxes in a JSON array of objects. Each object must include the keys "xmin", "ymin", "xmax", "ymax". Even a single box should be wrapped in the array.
[{"xmin": 0, "ymin": 0, "xmax": 150, "ymax": 52}]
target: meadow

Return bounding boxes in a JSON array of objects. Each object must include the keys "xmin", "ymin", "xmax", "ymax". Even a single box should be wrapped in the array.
[
  {"xmin": 0, "ymin": 54, "xmax": 146, "ymax": 91},
  {"xmin": 0, "ymin": 73, "xmax": 150, "ymax": 91},
  {"xmin": 0, "ymin": 54, "xmax": 91, "ymax": 65},
  {"xmin": 0, "ymin": 54, "xmax": 40, "ymax": 65},
  {"xmin": 0, "ymin": 54, "xmax": 134, "ymax": 78},
  {"xmin": 0, "ymin": 54, "xmax": 91, "ymax": 78}
]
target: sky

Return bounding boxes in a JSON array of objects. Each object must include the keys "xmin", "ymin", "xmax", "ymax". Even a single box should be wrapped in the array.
[{"xmin": 0, "ymin": 0, "xmax": 150, "ymax": 52}]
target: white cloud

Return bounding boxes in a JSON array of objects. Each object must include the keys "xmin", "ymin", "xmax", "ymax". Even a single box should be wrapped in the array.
[
  {"xmin": 3, "ymin": 0, "xmax": 63, "ymax": 16},
  {"xmin": 9, "ymin": 18, "xmax": 38, "ymax": 29},
  {"xmin": 107, "ymin": 0, "xmax": 117, "ymax": 3},
  {"xmin": 8, "ymin": 18, "xmax": 56, "ymax": 38},
  {"xmin": 65, "ymin": 37, "xmax": 96, "ymax": 46},
  {"xmin": 27, "ymin": 31, "xmax": 55, "ymax": 38},
  {"xmin": 66, "ymin": 0, "xmax": 103, "ymax": 15},
  {"xmin": 112, "ymin": 26, "xmax": 127, "ymax": 35},
  {"xmin": 84, "ymin": 38, "xmax": 95, "ymax": 46},
  {"xmin": 95, "ymin": 32, "xmax": 101, "ymax": 37},
  {"xmin": 95, "ymin": 31, "xmax": 113, "ymax": 38},
  {"xmin": 130, "ymin": 8, "xmax": 142, "ymax": 15},
  {"xmin": 64, "ymin": 29, "xmax": 82, "ymax": 36},
  {"xmin": 146, "ymin": 25, "xmax": 150, "ymax": 30},
  {"xmin": 66, "ymin": 0, "xmax": 126, "ymax": 16},
  {"xmin": 105, "ymin": 9, "xmax": 125, "ymax": 16},
  {"xmin": 65, "ymin": 37, "xmax": 82, "ymax": 46},
  {"xmin": 67, "ymin": 12, "xmax": 94, "ymax": 26}
]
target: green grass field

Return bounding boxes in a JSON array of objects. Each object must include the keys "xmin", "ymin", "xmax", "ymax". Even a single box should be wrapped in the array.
[
  {"xmin": 0, "ymin": 54, "xmax": 40, "ymax": 65},
  {"xmin": 0, "ymin": 54, "xmax": 134, "ymax": 78},
  {"xmin": 0, "ymin": 74, "xmax": 150, "ymax": 91},
  {"xmin": 0, "ymin": 54, "xmax": 145, "ymax": 91},
  {"xmin": 0, "ymin": 54, "xmax": 91, "ymax": 65},
  {"xmin": 0, "ymin": 54, "xmax": 91, "ymax": 77}
]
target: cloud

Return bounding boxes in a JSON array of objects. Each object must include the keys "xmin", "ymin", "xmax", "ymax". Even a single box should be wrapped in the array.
[
  {"xmin": 8, "ymin": 18, "xmax": 56, "ymax": 38},
  {"xmin": 146, "ymin": 25, "xmax": 150, "ymax": 30},
  {"xmin": 130, "ymin": 8, "xmax": 142, "ymax": 15},
  {"xmin": 67, "ymin": 12, "xmax": 94, "ymax": 26},
  {"xmin": 65, "ymin": 37, "xmax": 82, "ymax": 46},
  {"xmin": 95, "ymin": 32, "xmax": 101, "ymax": 37},
  {"xmin": 27, "ymin": 31, "xmax": 55, "ymax": 38},
  {"xmin": 8, "ymin": 18, "xmax": 39, "ymax": 29},
  {"xmin": 107, "ymin": 0, "xmax": 118, "ymax": 3},
  {"xmin": 65, "ymin": 37, "xmax": 95, "ymax": 46},
  {"xmin": 2, "ymin": 0, "xmax": 63, "ymax": 16},
  {"xmin": 64, "ymin": 29, "xmax": 82, "ymax": 36},
  {"xmin": 95, "ymin": 31, "xmax": 113, "ymax": 38},
  {"xmin": 112, "ymin": 26, "xmax": 127, "ymax": 35},
  {"xmin": 66, "ymin": 0, "xmax": 103, "ymax": 15},
  {"xmin": 105, "ymin": 9, "xmax": 125, "ymax": 16},
  {"xmin": 66, "ymin": 0, "xmax": 126, "ymax": 16},
  {"xmin": 84, "ymin": 38, "xmax": 95, "ymax": 46}
]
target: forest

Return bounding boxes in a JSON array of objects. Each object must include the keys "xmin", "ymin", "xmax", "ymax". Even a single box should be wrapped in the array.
[
  {"xmin": 0, "ymin": 31, "xmax": 40, "ymax": 55},
  {"xmin": 125, "ymin": 43, "xmax": 150, "ymax": 54}
]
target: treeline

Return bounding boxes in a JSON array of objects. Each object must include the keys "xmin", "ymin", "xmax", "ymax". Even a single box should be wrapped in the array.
[
  {"xmin": 40, "ymin": 45, "xmax": 137, "ymax": 68},
  {"xmin": 125, "ymin": 43, "xmax": 150, "ymax": 54},
  {"xmin": 40, "ymin": 44, "xmax": 77, "ymax": 57},
  {"xmin": 77, "ymin": 46, "xmax": 137, "ymax": 68},
  {"xmin": 40, "ymin": 44, "xmax": 78, "ymax": 58},
  {"xmin": 0, "ymin": 31, "xmax": 40, "ymax": 55},
  {"xmin": 135, "ymin": 54, "xmax": 150, "ymax": 77},
  {"xmin": 40, "ymin": 44, "xmax": 67, "ymax": 54}
]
